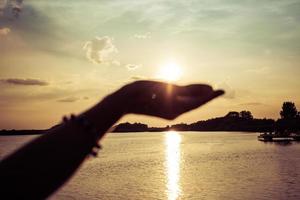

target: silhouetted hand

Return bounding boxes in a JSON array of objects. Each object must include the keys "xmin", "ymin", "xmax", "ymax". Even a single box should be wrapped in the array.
[
  {"xmin": 113, "ymin": 80, "xmax": 224, "ymax": 120},
  {"xmin": 0, "ymin": 80, "xmax": 224, "ymax": 200}
]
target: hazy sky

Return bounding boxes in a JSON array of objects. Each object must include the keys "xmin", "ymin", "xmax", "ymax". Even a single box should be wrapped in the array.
[{"xmin": 0, "ymin": 0, "xmax": 300, "ymax": 129}]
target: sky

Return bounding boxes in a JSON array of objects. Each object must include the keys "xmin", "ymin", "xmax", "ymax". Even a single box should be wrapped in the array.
[{"xmin": 0, "ymin": 0, "xmax": 300, "ymax": 129}]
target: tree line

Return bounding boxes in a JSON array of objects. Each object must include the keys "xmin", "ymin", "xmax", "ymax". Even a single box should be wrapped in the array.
[
  {"xmin": 112, "ymin": 101, "xmax": 300, "ymax": 133},
  {"xmin": 1, "ymin": 101, "xmax": 299, "ymax": 135}
]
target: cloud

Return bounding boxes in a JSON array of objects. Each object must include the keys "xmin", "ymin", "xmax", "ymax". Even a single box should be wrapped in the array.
[
  {"xmin": 0, "ymin": 85, "xmax": 103, "ymax": 106},
  {"xmin": 11, "ymin": 0, "xmax": 23, "ymax": 18},
  {"xmin": 0, "ymin": 0, "xmax": 23, "ymax": 18},
  {"xmin": 83, "ymin": 36, "xmax": 118, "ymax": 64},
  {"xmin": 125, "ymin": 64, "xmax": 140, "ymax": 71},
  {"xmin": 133, "ymin": 32, "xmax": 151, "ymax": 39},
  {"xmin": 246, "ymin": 67, "xmax": 270, "ymax": 74},
  {"xmin": 0, "ymin": 1, "xmax": 78, "ymax": 59},
  {"xmin": 57, "ymin": 97, "xmax": 78, "ymax": 103},
  {"xmin": 239, "ymin": 102, "xmax": 265, "ymax": 106},
  {"xmin": 0, "ymin": 78, "xmax": 49, "ymax": 86},
  {"xmin": 0, "ymin": 0, "xmax": 7, "ymax": 15},
  {"xmin": 0, "ymin": 27, "xmax": 10, "ymax": 35},
  {"xmin": 111, "ymin": 60, "xmax": 121, "ymax": 66},
  {"xmin": 131, "ymin": 75, "xmax": 146, "ymax": 80}
]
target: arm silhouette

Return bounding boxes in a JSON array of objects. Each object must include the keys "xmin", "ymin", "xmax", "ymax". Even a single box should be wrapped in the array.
[{"xmin": 0, "ymin": 80, "xmax": 224, "ymax": 199}]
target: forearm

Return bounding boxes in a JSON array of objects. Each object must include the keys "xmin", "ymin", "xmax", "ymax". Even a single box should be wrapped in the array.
[{"xmin": 0, "ymin": 94, "xmax": 124, "ymax": 199}]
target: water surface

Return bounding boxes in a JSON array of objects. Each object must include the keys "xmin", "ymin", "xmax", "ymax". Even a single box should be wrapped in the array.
[{"xmin": 1, "ymin": 132, "xmax": 299, "ymax": 200}]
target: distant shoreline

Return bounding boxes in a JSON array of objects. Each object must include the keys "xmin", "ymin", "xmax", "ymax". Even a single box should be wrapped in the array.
[
  {"xmin": 0, "ymin": 111, "xmax": 275, "ymax": 136},
  {"xmin": 0, "ymin": 129, "xmax": 260, "ymax": 136},
  {"xmin": 2, "ymin": 110, "xmax": 299, "ymax": 136}
]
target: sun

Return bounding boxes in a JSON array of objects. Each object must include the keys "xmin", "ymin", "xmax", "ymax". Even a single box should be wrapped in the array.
[{"xmin": 157, "ymin": 62, "xmax": 183, "ymax": 82}]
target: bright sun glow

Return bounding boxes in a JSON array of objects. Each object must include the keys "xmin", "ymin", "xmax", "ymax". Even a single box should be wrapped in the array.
[{"xmin": 158, "ymin": 62, "xmax": 182, "ymax": 82}]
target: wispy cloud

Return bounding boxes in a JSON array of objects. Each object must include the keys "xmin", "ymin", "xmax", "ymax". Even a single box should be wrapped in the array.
[
  {"xmin": 239, "ymin": 102, "xmax": 265, "ymax": 106},
  {"xmin": 131, "ymin": 75, "xmax": 147, "ymax": 80},
  {"xmin": 125, "ymin": 64, "xmax": 140, "ymax": 71},
  {"xmin": 57, "ymin": 97, "xmax": 78, "ymax": 103},
  {"xmin": 0, "ymin": 84, "xmax": 104, "ymax": 105},
  {"xmin": 0, "ymin": 0, "xmax": 23, "ymax": 18},
  {"xmin": 111, "ymin": 60, "xmax": 121, "ymax": 66},
  {"xmin": 0, "ymin": 0, "xmax": 7, "ymax": 15},
  {"xmin": 11, "ymin": 0, "xmax": 23, "ymax": 18},
  {"xmin": 0, "ymin": 78, "xmax": 49, "ymax": 86},
  {"xmin": 133, "ymin": 32, "xmax": 151, "ymax": 39},
  {"xmin": 246, "ymin": 67, "xmax": 270, "ymax": 74},
  {"xmin": 83, "ymin": 36, "xmax": 118, "ymax": 64}
]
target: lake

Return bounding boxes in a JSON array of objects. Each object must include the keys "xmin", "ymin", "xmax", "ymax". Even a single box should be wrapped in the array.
[{"xmin": 1, "ymin": 132, "xmax": 300, "ymax": 200}]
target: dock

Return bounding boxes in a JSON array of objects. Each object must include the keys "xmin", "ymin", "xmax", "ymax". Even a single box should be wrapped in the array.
[{"xmin": 258, "ymin": 133, "xmax": 300, "ymax": 142}]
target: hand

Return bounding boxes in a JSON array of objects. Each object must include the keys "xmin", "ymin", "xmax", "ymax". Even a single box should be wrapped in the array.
[{"xmin": 113, "ymin": 80, "xmax": 224, "ymax": 120}]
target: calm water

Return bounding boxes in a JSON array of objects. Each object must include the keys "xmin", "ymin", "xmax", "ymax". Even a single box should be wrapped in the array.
[{"xmin": 1, "ymin": 132, "xmax": 300, "ymax": 200}]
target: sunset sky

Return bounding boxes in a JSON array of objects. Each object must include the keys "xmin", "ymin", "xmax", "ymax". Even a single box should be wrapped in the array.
[{"xmin": 0, "ymin": 0, "xmax": 300, "ymax": 129}]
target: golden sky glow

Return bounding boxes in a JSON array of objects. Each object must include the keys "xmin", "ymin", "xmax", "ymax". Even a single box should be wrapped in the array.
[{"xmin": 0, "ymin": 0, "xmax": 300, "ymax": 129}]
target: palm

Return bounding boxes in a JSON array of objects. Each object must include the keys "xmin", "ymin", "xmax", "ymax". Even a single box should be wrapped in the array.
[{"xmin": 117, "ymin": 81, "xmax": 224, "ymax": 120}]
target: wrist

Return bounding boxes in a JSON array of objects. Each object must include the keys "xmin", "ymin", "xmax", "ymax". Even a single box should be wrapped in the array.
[
  {"xmin": 98, "ymin": 92, "xmax": 127, "ymax": 117},
  {"xmin": 80, "ymin": 93, "xmax": 126, "ymax": 139}
]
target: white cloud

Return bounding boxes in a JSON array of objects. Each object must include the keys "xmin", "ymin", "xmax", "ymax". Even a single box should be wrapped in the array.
[
  {"xmin": 133, "ymin": 32, "xmax": 151, "ymax": 39},
  {"xmin": 111, "ymin": 60, "xmax": 121, "ymax": 66},
  {"xmin": 0, "ymin": 27, "xmax": 10, "ymax": 36},
  {"xmin": 246, "ymin": 66, "xmax": 270, "ymax": 74},
  {"xmin": 83, "ymin": 36, "xmax": 118, "ymax": 64},
  {"xmin": 125, "ymin": 64, "xmax": 140, "ymax": 70}
]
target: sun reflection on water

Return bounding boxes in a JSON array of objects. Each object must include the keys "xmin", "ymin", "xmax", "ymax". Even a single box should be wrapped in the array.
[{"xmin": 165, "ymin": 131, "xmax": 182, "ymax": 200}]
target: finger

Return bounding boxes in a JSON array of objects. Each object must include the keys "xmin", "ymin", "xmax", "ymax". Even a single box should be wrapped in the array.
[
  {"xmin": 211, "ymin": 89, "xmax": 225, "ymax": 99},
  {"xmin": 191, "ymin": 89, "xmax": 225, "ymax": 107},
  {"xmin": 176, "ymin": 84, "xmax": 213, "ymax": 97},
  {"xmin": 175, "ymin": 90, "xmax": 225, "ymax": 114}
]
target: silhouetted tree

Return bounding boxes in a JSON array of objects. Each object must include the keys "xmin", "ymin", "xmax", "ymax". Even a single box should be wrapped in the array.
[
  {"xmin": 240, "ymin": 111, "xmax": 253, "ymax": 120},
  {"xmin": 225, "ymin": 111, "xmax": 240, "ymax": 118},
  {"xmin": 170, "ymin": 123, "xmax": 190, "ymax": 131},
  {"xmin": 113, "ymin": 122, "xmax": 148, "ymax": 132},
  {"xmin": 280, "ymin": 102, "xmax": 298, "ymax": 119}
]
